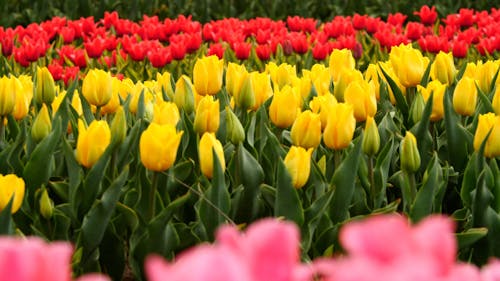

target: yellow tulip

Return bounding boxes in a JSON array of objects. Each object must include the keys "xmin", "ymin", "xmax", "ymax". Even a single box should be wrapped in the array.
[
  {"xmin": 290, "ymin": 110, "xmax": 322, "ymax": 149},
  {"xmin": 101, "ymin": 77, "xmax": 122, "ymax": 115},
  {"xmin": 364, "ymin": 64, "xmax": 381, "ymax": 100},
  {"xmin": 250, "ymin": 71, "xmax": 273, "ymax": 111},
  {"xmin": 13, "ymin": 75, "xmax": 32, "ymax": 120},
  {"xmin": 453, "ymin": 76, "xmax": 477, "ymax": 116},
  {"xmin": 323, "ymin": 103, "xmax": 356, "ymax": 150},
  {"xmin": 76, "ymin": 119, "xmax": 111, "ymax": 168},
  {"xmin": 226, "ymin": 62, "xmax": 248, "ymax": 97},
  {"xmin": 417, "ymin": 80, "xmax": 447, "ymax": 121},
  {"xmin": 35, "ymin": 66, "xmax": 55, "ymax": 106},
  {"xmin": 268, "ymin": 85, "xmax": 300, "ymax": 128},
  {"xmin": 430, "ymin": 51, "xmax": 457, "ymax": 85},
  {"xmin": 199, "ymin": 132, "xmax": 225, "ymax": 179},
  {"xmin": 140, "ymin": 123, "xmax": 183, "ymax": 171},
  {"xmin": 156, "ymin": 71, "xmax": 175, "ymax": 101},
  {"xmin": 0, "ymin": 174, "xmax": 25, "ymax": 214},
  {"xmin": 193, "ymin": 55, "xmax": 224, "ymax": 96},
  {"xmin": 266, "ymin": 62, "xmax": 296, "ymax": 90},
  {"xmin": 473, "ymin": 113, "xmax": 500, "ymax": 158},
  {"xmin": 492, "ymin": 86, "xmax": 500, "ymax": 115},
  {"xmin": 117, "ymin": 78, "xmax": 135, "ymax": 101},
  {"xmin": 174, "ymin": 75, "xmax": 195, "ymax": 114},
  {"xmin": 400, "ymin": 131, "xmax": 420, "ymax": 172},
  {"xmin": 292, "ymin": 75, "xmax": 312, "ymax": 104},
  {"xmin": 389, "ymin": 44, "xmax": 430, "ymax": 88},
  {"xmin": 110, "ymin": 106, "xmax": 127, "ymax": 145},
  {"xmin": 362, "ymin": 116, "xmax": 380, "ymax": 156},
  {"xmin": 153, "ymin": 101, "xmax": 180, "ymax": 126},
  {"xmin": 309, "ymin": 94, "xmax": 337, "ymax": 131},
  {"xmin": 329, "ymin": 48, "xmax": 356, "ymax": 83},
  {"xmin": 284, "ymin": 146, "xmax": 313, "ymax": 189},
  {"xmin": 310, "ymin": 64, "xmax": 332, "ymax": 97},
  {"xmin": 31, "ymin": 103, "xmax": 52, "ymax": 142},
  {"xmin": 378, "ymin": 61, "xmax": 406, "ymax": 104},
  {"xmin": 477, "ymin": 60, "xmax": 500, "ymax": 94},
  {"xmin": 233, "ymin": 73, "xmax": 255, "ymax": 110},
  {"xmin": 0, "ymin": 76, "xmax": 16, "ymax": 117},
  {"xmin": 82, "ymin": 69, "xmax": 113, "ymax": 107},
  {"xmin": 333, "ymin": 68, "xmax": 363, "ymax": 102},
  {"xmin": 129, "ymin": 82, "xmax": 154, "ymax": 115},
  {"xmin": 193, "ymin": 96, "xmax": 220, "ymax": 134},
  {"xmin": 344, "ymin": 79, "xmax": 377, "ymax": 122}
]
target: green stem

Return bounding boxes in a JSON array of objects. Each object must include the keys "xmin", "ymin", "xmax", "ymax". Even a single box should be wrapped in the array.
[
  {"xmin": 334, "ymin": 149, "xmax": 342, "ymax": 171},
  {"xmin": 148, "ymin": 171, "xmax": 159, "ymax": 221},
  {"xmin": 0, "ymin": 116, "xmax": 5, "ymax": 149},
  {"xmin": 95, "ymin": 106, "xmax": 101, "ymax": 120},
  {"xmin": 407, "ymin": 86, "xmax": 416, "ymax": 108},
  {"xmin": 368, "ymin": 155, "xmax": 376, "ymax": 209},
  {"xmin": 408, "ymin": 171, "xmax": 417, "ymax": 206}
]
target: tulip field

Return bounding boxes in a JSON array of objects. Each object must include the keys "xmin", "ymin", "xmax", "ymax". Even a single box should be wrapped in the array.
[{"xmin": 3, "ymin": 4, "xmax": 500, "ymax": 281}]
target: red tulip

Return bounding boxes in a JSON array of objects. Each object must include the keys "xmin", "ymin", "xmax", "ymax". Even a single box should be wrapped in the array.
[
  {"xmin": 352, "ymin": 14, "xmax": 367, "ymax": 30},
  {"xmin": 290, "ymin": 33, "xmax": 308, "ymax": 54},
  {"xmin": 48, "ymin": 62, "xmax": 63, "ymax": 81},
  {"xmin": 451, "ymin": 40, "xmax": 468, "ymax": 58},
  {"xmin": 148, "ymin": 47, "xmax": 172, "ymax": 68},
  {"xmin": 312, "ymin": 43, "xmax": 328, "ymax": 61},
  {"xmin": 256, "ymin": 44, "xmax": 271, "ymax": 61},
  {"xmin": 208, "ymin": 43, "xmax": 225, "ymax": 59},
  {"xmin": 233, "ymin": 42, "xmax": 251, "ymax": 60},
  {"xmin": 84, "ymin": 37, "xmax": 106, "ymax": 58},
  {"xmin": 387, "ymin": 13, "xmax": 407, "ymax": 26},
  {"xmin": 414, "ymin": 5, "xmax": 438, "ymax": 25}
]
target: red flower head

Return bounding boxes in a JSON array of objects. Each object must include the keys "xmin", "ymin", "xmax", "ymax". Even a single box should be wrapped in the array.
[
  {"xmin": 208, "ymin": 43, "xmax": 225, "ymax": 59},
  {"xmin": 388, "ymin": 13, "xmax": 407, "ymax": 27},
  {"xmin": 405, "ymin": 22, "xmax": 425, "ymax": 41},
  {"xmin": 256, "ymin": 44, "xmax": 271, "ymax": 61},
  {"xmin": 312, "ymin": 43, "xmax": 328, "ymax": 61},
  {"xmin": 352, "ymin": 14, "xmax": 367, "ymax": 30},
  {"xmin": 48, "ymin": 61, "xmax": 64, "ymax": 81},
  {"xmin": 290, "ymin": 33, "xmax": 308, "ymax": 55},
  {"xmin": 84, "ymin": 37, "xmax": 106, "ymax": 59},
  {"xmin": 148, "ymin": 47, "xmax": 172, "ymax": 68},
  {"xmin": 170, "ymin": 43, "xmax": 186, "ymax": 60},
  {"xmin": 414, "ymin": 5, "xmax": 438, "ymax": 26},
  {"xmin": 451, "ymin": 40, "xmax": 468, "ymax": 58},
  {"xmin": 233, "ymin": 42, "xmax": 252, "ymax": 60}
]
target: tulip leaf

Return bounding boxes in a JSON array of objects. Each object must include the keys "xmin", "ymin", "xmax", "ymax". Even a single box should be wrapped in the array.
[
  {"xmin": 199, "ymin": 149, "xmax": 231, "ymax": 240},
  {"xmin": 419, "ymin": 60, "xmax": 432, "ymax": 88},
  {"xmin": 456, "ymin": 227, "xmax": 488, "ymax": 250},
  {"xmin": 116, "ymin": 120, "xmax": 143, "ymax": 171},
  {"xmin": 80, "ymin": 166, "xmax": 129, "ymax": 266},
  {"xmin": 275, "ymin": 158, "xmax": 304, "ymax": 226},
  {"xmin": 410, "ymin": 152, "xmax": 442, "ymax": 222},
  {"xmin": 472, "ymin": 168, "xmax": 494, "ymax": 228},
  {"xmin": 136, "ymin": 89, "xmax": 146, "ymax": 119},
  {"xmin": 373, "ymin": 137, "xmax": 395, "ymax": 208},
  {"xmin": 378, "ymin": 63, "xmax": 408, "ymax": 121},
  {"xmin": 62, "ymin": 138, "xmax": 83, "ymax": 218},
  {"xmin": 79, "ymin": 90, "xmax": 95, "ymax": 124},
  {"xmin": 461, "ymin": 153, "xmax": 478, "ymax": 208},
  {"xmin": 232, "ymin": 144, "xmax": 264, "ymax": 222},
  {"xmin": 0, "ymin": 198, "xmax": 14, "ymax": 235},
  {"xmin": 6, "ymin": 119, "xmax": 27, "ymax": 175},
  {"xmin": 329, "ymin": 136, "xmax": 363, "ymax": 224},
  {"xmin": 476, "ymin": 84, "xmax": 495, "ymax": 114},
  {"xmin": 410, "ymin": 91, "xmax": 433, "ymax": 171}
]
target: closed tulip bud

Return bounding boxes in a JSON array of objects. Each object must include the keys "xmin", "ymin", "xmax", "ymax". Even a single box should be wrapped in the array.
[
  {"xmin": 225, "ymin": 106, "xmax": 245, "ymax": 144},
  {"xmin": 309, "ymin": 94, "xmax": 337, "ymax": 131},
  {"xmin": 250, "ymin": 71, "xmax": 273, "ymax": 111},
  {"xmin": 400, "ymin": 131, "xmax": 420, "ymax": 173},
  {"xmin": 290, "ymin": 110, "xmax": 322, "ymax": 149},
  {"xmin": 35, "ymin": 66, "xmax": 56, "ymax": 106},
  {"xmin": 110, "ymin": 106, "xmax": 127, "ymax": 145},
  {"xmin": 76, "ymin": 119, "xmax": 111, "ymax": 168},
  {"xmin": 101, "ymin": 77, "xmax": 121, "ymax": 115},
  {"xmin": 140, "ymin": 123, "xmax": 183, "ymax": 171},
  {"xmin": 364, "ymin": 64, "xmax": 381, "ymax": 100},
  {"xmin": 310, "ymin": 64, "xmax": 332, "ymax": 97},
  {"xmin": 31, "ymin": 104, "xmax": 52, "ymax": 142},
  {"xmin": 156, "ymin": 71, "xmax": 175, "ymax": 101},
  {"xmin": 344, "ymin": 79, "xmax": 377, "ymax": 122},
  {"xmin": 323, "ymin": 103, "xmax": 356, "ymax": 150},
  {"xmin": 269, "ymin": 85, "xmax": 301, "ymax": 128},
  {"xmin": 389, "ymin": 44, "xmax": 429, "ymax": 88},
  {"xmin": 453, "ymin": 77, "xmax": 477, "ymax": 116},
  {"xmin": 473, "ymin": 113, "xmax": 500, "ymax": 158},
  {"xmin": 284, "ymin": 146, "xmax": 313, "ymax": 189},
  {"xmin": 193, "ymin": 55, "xmax": 224, "ymax": 96},
  {"xmin": 153, "ymin": 101, "xmax": 180, "ymax": 126},
  {"xmin": 477, "ymin": 60, "xmax": 499, "ymax": 94},
  {"xmin": 329, "ymin": 49, "xmax": 356, "ymax": 83},
  {"xmin": 417, "ymin": 80, "xmax": 446, "ymax": 121},
  {"xmin": 226, "ymin": 62, "xmax": 248, "ymax": 97},
  {"xmin": 13, "ymin": 76, "xmax": 32, "ymax": 120},
  {"xmin": 174, "ymin": 75, "xmax": 195, "ymax": 114},
  {"xmin": 82, "ymin": 69, "xmax": 112, "ymax": 107},
  {"xmin": 0, "ymin": 76, "xmax": 16, "ymax": 116},
  {"xmin": 410, "ymin": 92, "xmax": 426, "ymax": 124},
  {"xmin": 430, "ymin": 51, "xmax": 457, "ymax": 85},
  {"xmin": 0, "ymin": 174, "xmax": 25, "ymax": 214},
  {"xmin": 234, "ymin": 73, "xmax": 255, "ymax": 110},
  {"xmin": 292, "ymin": 75, "xmax": 312, "ymax": 103},
  {"xmin": 194, "ymin": 96, "xmax": 220, "ymax": 134},
  {"xmin": 362, "ymin": 116, "xmax": 380, "ymax": 156},
  {"xmin": 39, "ymin": 187, "xmax": 53, "ymax": 219},
  {"xmin": 333, "ymin": 68, "xmax": 363, "ymax": 102},
  {"xmin": 199, "ymin": 132, "xmax": 225, "ymax": 179},
  {"xmin": 378, "ymin": 61, "xmax": 406, "ymax": 104},
  {"xmin": 266, "ymin": 62, "xmax": 297, "ymax": 89}
]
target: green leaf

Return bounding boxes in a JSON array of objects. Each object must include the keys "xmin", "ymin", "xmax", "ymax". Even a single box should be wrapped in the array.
[
  {"xmin": 329, "ymin": 136, "xmax": 363, "ymax": 224},
  {"xmin": 0, "ymin": 198, "xmax": 14, "ymax": 235},
  {"xmin": 410, "ymin": 92, "xmax": 433, "ymax": 172},
  {"xmin": 275, "ymin": 158, "xmax": 304, "ymax": 226},
  {"xmin": 476, "ymin": 83, "xmax": 495, "ymax": 114},
  {"xmin": 379, "ymin": 64, "xmax": 408, "ymax": 122},
  {"xmin": 62, "ymin": 138, "xmax": 82, "ymax": 217},
  {"xmin": 461, "ymin": 153, "xmax": 478, "ymax": 208},
  {"xmin": 410, "ymin": 153, "xmax": 442, "ymax": 222},
  {"xmin": 456, "ymin": 227, "xmax": 488, "ymax": 250},
  {"xmin": 373, "ymin": 138, "xmax": 395, "ymax": 208}
]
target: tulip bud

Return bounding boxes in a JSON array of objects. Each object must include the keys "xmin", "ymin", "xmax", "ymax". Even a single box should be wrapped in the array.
[
  {"xmin": 344, "ymin": 79, "xmax": 377, "ymax": 122},
  {"xmin": 400, "ymin": 131, "xmax": 420, "ymax": 173},
  {"xmin": 493, "ymin": 86, "xmax": 500, "ymax": 115},
  {"xmin": 35, "ymin": 66, "xmax": 56, "ymax": 106},
  {"xmin": 284, "ymin": 146, "xmax": 313, "ymax": 189},
  {"xmin": 39, "ymin": 187, "xmax": 54, "ymax": 219},
  {"xmin": 250, "ymin": 72, "xmax": 273, "ymax": 111},
  {"xmin": 329, "ymin": 49, "xmax": 356, "ymax": 83},
  {"xmin": 31, "ymin": 104, "xmax": 52, "ymax": 142},
  {"xmin": 410, "ymin": 92, "xmax": 426, "ymax": 124},
  {"xmin": 0, "ymin": 174, "xmax": 25, "ymax": 214},
  {"xmin": 226, "ymin": 62, "xmax": 248, "ymax": 97},
  {"xmin": 362, "ymin": 116, "xmax": 380, "ymax": 156},
  {"xmin": 225, "ymin": 106, "xmax": 245, "ymax": 145},
  {"xmin": 453, "ymin": 77, "xmax": 477, "ymax": 116},
  {"xmin": 194, "ymin": 96, "xmax": 220, "ymax": 134},
  {"xmin": 269, "ymin": 85, "xmax": 300, "ymax": 128},
  {"xmin": 174, "ymin": 75, "xmax": 195, "ymax": 114},
  {"xmin": 193, "ymin": 55, "xmax": 224, "ymax": 96},
  {"xmin": 140, "ymin": 123, "xmax": 183, "ymax": 171},
  {"xmin": 473, "ymin": 113, "xmax": 500, "ymax": 158},
  {"xmin": 333, "ymin": 68, "xmax": 363, "ymax": 102},
  {"xmin": 101, "ymin": 77, "xmax": 122, "ymax": 115},
  {"xmin": 430, "ymin": 51, "xmax": 457, "ymax": 85},
  {"xmin": 153, "ymin": 101, "xmax": 180, "ymax": 126},
  {"xmin": 266, "ymin": 62, "xmax": 296, "ymax": 89},
  {"xmin": 0, "ymin": 76, "xmax": 17, "ymax": 117},
  {"xmin": 323, "ymin": 103, "xmax": 356, "ymax": 150},
  {"xmin": 290, "ymin": 110, "xmax": 322, "ymax": 149},
  {"xmin": 156, "ymin": 71, "xmax": 175, "ymax": 101},
  {"xmin": 13, "ymin": 76, "xmax": 32, "ymax": 120},
  {"xmin": 82, "ymin": 69, "xmax": 113, "ymax": 107},
  {"xmin": 76, "ymin": 119, "xmax": 111, "ymax": 168},
  {"xmin": 199, "ymin": 132, "xmax": 225, "ymax": 179},
  {"xmin": 234, "ymin": 73, "xmax": 255, "ymax": 110},
  {"xmin": 417, "ymin": 80, "xmax": 446, "ymax": 121},
  {"xmin": 309, "ymin": 94, "xmax": 337, "ymax": 131},
  {"xmin": 110, "ymin": 106, "xmax": 127, "ymax": 145},
  {"xmin": 389, "ymin": 44, "xmax": 429, "ymax": 88}
]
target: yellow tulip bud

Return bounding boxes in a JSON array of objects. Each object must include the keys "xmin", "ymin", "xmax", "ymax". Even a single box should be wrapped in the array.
[
  {"xmin": 225, "ymin": 106, "xmax": 245, "ymax": 145},
  {"xmin": 13, "ymin": 76, "xmax": 32, "ymax": 120},
  {"xmin": 35, "ymin": 66, "xmax": 56, "ymax": 106},
  {"xmin": 344, "ymin": 79, "xmax": 377, "ymax": 122},
  {"xmin": 153, "ymin": 101, "xmax": 180, "ymax": 126},
  {"xmin": 389, "ymin": 44, "xmax": 430, "ymax": 88},
  {"xmin": 430, "ymin": 51, "xmax": 457, "ymax": 85},
  {"xmin": 492, "ymin": 86, "xmax": 500, "ymax": 115},
  {"xmin": 364, "ymin": 64, "xmax": 381, "ymax": 100},
  {"xmin": 290, "ymin": 110, "xmax": 322, "ymax": 149},
  {"xmin": 82, "ymin": 69, "xmax": 113, "ymax": 107},
  {"xmin": 309, "ymin": 94, "xmax": 337, "ymax": 131},
  {"xmin": 39, "ymin": 187, "xmax": 54, "ymax": 219},
  {"xmin": 333, "ymin": 68, "xmax": 363, "ymax": 102},
  {"xmin": 233, "ymin": 73, "xmax": 255, "ymax": 110},
  {"xmin": 323, "ymin": 103, "xmax": 356, "ymax": 150},
  {"xmin": 310, "ymin": 64, "xmax": 332, "ymax": 97},
  {"xmin": 269, "ymin": 85, "xmax": 300, "ymax": 128},
  {"xmin": 100, "ymin": 77, "xmax": 121, "ymax": 115},
  {"xmin": 128, "ymin": 82, "xmax": 151, "ymax": 114},
  {"xmin": 266, "ymin": 62, "xmax": 296, "ymax": 90},
  {"xmin": 284, "ymin": 146, "xmax": 313, "ymax": 189},
  {"xmin": 193, "ymin": 55, "xmax": 224, "ymax": 96},
  {"xmin": 250, "ymin": 71, "xmax": 273, "ymax": 111},
  {"xmin": 174, "ymin": 75, "xmax": 195, "ymax": 114},
  {"xmin": 292, "ymin": 75, "xmax": 312, "ymax": 104},
  {"xmin": 31, "ymin": 104, "xmax": 52, "ymax": 142},
  {"xmin": 473, "ymin": 113, "xmax": 500, "ymax": 158},
  {"xmin": 453, "ymin": 77, "xmax": 477, "ymax": 116},
  {"xmin": 194, "ymin": 96, "xmax": 220, "ymax": 134},
  {"xmin": 226, "ymin": 62, "xmax": 248, "ymax": 97},
  {"xmin": 410, "ymin": 92, "xmax": 426, "ymax": 124},
  {"xmin": 400, "ymin": 131, "xmax": 420, "ymax": 173},
  {"xmin": 0, "ymin": 174, "xmax": 25, "ymax": 214},
  {"xmin": 76, "ymin": 119, "xmax": 111, "ymax": 168},
  {"xmin": 362, "ymin": 116, "xmax": 380, "ymax": 156},
  {"xmin": 156, "ymin": 71, "xmax": 175, "ymax": 101},
  {"xmin": 477, "ymin": 60, "xmax": 500, "ymax": 94},
  {"xmin": 110, "ymin": 106, "xmax": 127, "ymax": 145},
  {"xmin": 199, "ymin": 132, "xmax": 225, "ymax": 179},
  {"xmin": 0, "ymin": 76, "xmax": 17, "ymax": 117},
  {"xmin": 417, "ymin": 80, "xmax": 447, "ymax": 122},
  {"xmin": 140, "ymin": 123, "xmax": 183, "ymax": 171},
  {"xmin": 378, "ymin": 61, "xmax": 406, "ymax": 104},
  {"xmin": 329, "ymin": 49, "xmax": 356, "ymax": 83}
]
